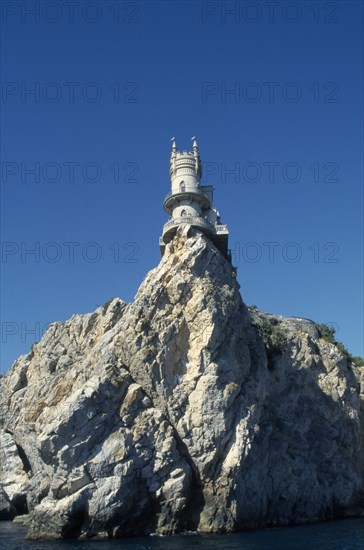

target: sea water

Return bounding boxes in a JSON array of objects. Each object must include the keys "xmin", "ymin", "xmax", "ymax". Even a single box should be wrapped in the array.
[{"xmin": 1, "ymin": 519, "xmax": 363, "ymax": 550}]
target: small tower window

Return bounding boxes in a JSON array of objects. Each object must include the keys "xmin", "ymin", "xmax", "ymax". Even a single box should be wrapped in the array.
[
  {"xmin": 181, "ymin": 209, "xmax": 187, "ymax": 217},
  {"xmin": 180, "ymin": 181, "xmax": 186, "ymax": 192}
]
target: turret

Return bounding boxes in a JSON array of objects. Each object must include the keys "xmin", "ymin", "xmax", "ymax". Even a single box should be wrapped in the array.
[
  {"xmin": 169, "ymin": 138, "xmax": 202, "ymax": 194},
  {"xmin": 160, "ymin": 138, "xmax": 230, "ymax": 260}
]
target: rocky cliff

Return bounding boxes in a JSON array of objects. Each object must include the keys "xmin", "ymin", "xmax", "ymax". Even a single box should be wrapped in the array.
[{"xmin": 1, "ymin": 227, "xmax": 363, "ymax": 539}]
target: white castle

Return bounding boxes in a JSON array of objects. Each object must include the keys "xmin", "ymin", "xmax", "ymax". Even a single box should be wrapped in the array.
[{"xmin": 159, "ymin": 138, "xmax": 230, "ymax": 261}]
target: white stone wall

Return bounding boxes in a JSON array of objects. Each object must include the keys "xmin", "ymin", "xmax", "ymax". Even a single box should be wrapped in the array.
[{"xmin": 173, "ymin": 202, "xmax": 201, "ymax": 219}]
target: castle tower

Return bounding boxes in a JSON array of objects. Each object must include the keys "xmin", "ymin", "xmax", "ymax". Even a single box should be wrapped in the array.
[{"xmin": 159, "ymin": 138, "xmax": 230, "ymax": 260}]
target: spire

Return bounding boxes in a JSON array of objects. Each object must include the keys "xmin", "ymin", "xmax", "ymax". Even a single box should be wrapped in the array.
[
  {"xmin": 191, "ymin": 136, "xmax": 200, "ymax": 176},
  {"xmin": 170, "ymin": 137, "xmax": 177, "ymax": 173}
]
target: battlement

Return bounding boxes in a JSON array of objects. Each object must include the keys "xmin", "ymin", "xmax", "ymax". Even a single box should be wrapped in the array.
[
  {"xmin": 176, "ymin": 151, "xmax": 193, "ymax": 156},
  {"xmin": 170, "ymin": 144, "xmax": 201, "ymax": 179}
]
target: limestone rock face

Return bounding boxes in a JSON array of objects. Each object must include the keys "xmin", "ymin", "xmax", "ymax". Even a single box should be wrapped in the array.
[{"xmin": 0, "ymin": 227, "xmax": 363, "ymax": 538}]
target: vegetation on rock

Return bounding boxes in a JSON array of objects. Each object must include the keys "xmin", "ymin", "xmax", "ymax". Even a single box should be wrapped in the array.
[
  {"xmin": 315, "ymin": 323, "xmax": 364, "ymax": 366},
  {"xmin": 253, "ymin": 317, "xmax": 288, "ymax": 360}
]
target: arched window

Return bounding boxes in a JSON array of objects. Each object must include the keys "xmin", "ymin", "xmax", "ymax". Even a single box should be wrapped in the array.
[
  {"xmin": 180, "ymin": 181, "xmax": 186, "ymax": 192},
  {"xmin": 181, "ymin": 209, "xmax": 187, "ymax": 217}
]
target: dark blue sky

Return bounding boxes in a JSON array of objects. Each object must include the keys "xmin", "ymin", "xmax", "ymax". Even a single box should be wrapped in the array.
[{"xmin": 1, "ymin": 0, "xmax": 363, "ymax": 370}]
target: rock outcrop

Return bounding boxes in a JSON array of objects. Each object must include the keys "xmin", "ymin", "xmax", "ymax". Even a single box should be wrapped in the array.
[{"xmin": 0, "ymin": 227, "xmax": 363, "ymax": 538}]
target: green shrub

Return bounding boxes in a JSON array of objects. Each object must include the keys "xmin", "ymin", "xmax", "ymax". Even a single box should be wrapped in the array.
[
  {"xmin": 254, "ymin": 319, "xmax": 288, "ymax": 358},
  {"xmin": 315, "ymin": 323, "xmax": 336, "ymax": 344},
  {"xmin": 315, "ymin": 323, "xmax": 363, "ymax": 366},
  {"xmin": 352, "ymin": 356, "xmax": 364, "ymax": 367}
]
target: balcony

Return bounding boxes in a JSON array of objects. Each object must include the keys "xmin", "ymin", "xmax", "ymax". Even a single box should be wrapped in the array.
[
  {"xmin": 215, "ymin": 224, "xmax": 229, "ymax": 234},
  {"xmin": 163, "ymin": 187, "xmax": 211, "ymax": 213},
  {"xmin": 161, "ymin": 216, "xmax": 214, "ymax": 240}
]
